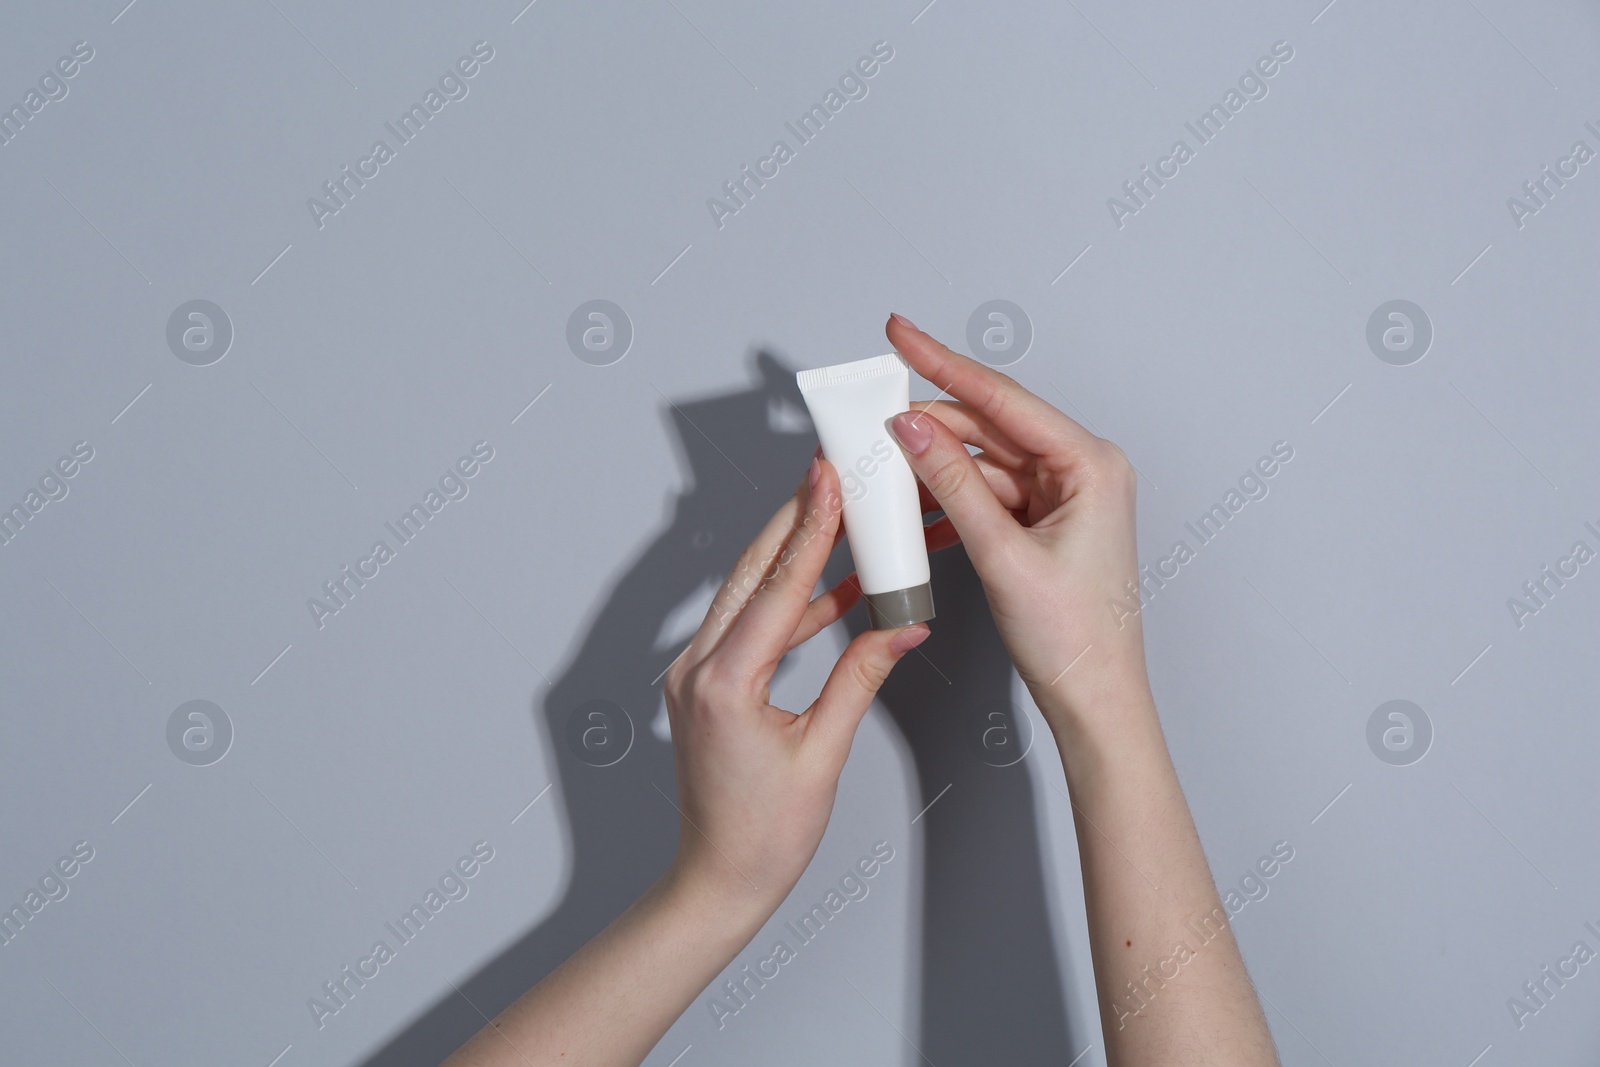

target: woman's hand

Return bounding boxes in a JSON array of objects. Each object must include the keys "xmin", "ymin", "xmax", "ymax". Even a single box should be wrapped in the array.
[
  {"xmin": 445, "ymin": 455, "xmax": 925, "ymax": 1067},
  {"xmin": 662, "ymin": 452, "xmax": 929, "ymax": 918},
  {"xmin": 884, "ymin": 313, "xmax": 1151, "ymax": 735},
  {"xmin": 885, "ymin": 314, "xmax": 1280, "ymax": 1066}
]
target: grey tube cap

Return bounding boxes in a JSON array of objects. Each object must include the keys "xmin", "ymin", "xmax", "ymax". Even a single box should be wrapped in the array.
[{"xmin": 864, "ymin": 582, "xmax": 936, "ymax": 630}]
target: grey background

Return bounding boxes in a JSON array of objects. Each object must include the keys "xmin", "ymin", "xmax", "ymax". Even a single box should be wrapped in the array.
[{"xmin": 1, "ymin": 0, "xmax": 1596, "ymax": 1064}]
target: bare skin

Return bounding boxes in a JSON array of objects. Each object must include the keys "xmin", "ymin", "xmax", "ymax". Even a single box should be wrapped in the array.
[
  {"xmin": 885, "ymin": 313, "xmax": 1279, "ymax": 1065},
  {"xmin": 444, "ymin": 315, "xmax": 1280, "ymax": 1067}
]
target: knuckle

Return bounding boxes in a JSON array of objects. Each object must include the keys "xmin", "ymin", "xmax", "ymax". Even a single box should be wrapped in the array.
[
  {"xmin": 663, "ymin": 659, "xmax": 686, "ymax": 699},
  {"xmin": 982, "ymin": 384, "xmax": 1010, "ymax": 424},
  {"xmin": 926, "ymin": 456, "xmax": 971, "ymax": 500},
  {"xmin": 707, "ymin": 657, "xmax": 764, "ymax": 709},
  {"xmin": 681, "ymin": 661, "xmax": 708, "ymax": 698},
  {"xmin": 763, "ymin": 556, "xmax": 799, "ymax": 596},
  {"xmin": 1093, "ymin": 440, "xmax": 1135, "ymax": 485},
  {"xmin": 852, "ymin": 653, "xmax": 892, "ymax": 692},
  {"xmin": 697, "ymin": 656, "xmax": 739, "ymax": 695}
]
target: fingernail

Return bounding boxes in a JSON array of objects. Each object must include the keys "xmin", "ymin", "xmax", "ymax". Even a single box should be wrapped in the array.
[
  {"xmin": 889, "ymin": 625, "xmax": 930, "ymax": 654},
  {"xmin": 808, "ymin": 456, "xmax": 820, "ymax": 491},
  {"xmin": 889, "ymin": 312, "xmax": 917, "ymax": 330},
  {"xmin": 890, "ymin": 411, "xmax": 933, "ymax": 455},
  {"xmin": 813, "ymin": 444, "xmax": 823, "ymax": 461}
]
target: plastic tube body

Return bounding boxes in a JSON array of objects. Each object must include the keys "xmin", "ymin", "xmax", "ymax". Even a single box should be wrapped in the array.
[{"xmin": 796, "ymin": 353, "xmax": 934, "ymax": 629}]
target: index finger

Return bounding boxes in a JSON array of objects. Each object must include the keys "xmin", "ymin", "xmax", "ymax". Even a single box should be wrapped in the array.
[
  {"xmin": 685, "ymin": 469, "xmax": 811, "ymax": 664},
  {"xmin": 887, "ymin": 313, "xmax": 1100, "ymax": 459},
  {"xmin": 714, "ymin": 459, "xmax": 846, "ymax": 682}
]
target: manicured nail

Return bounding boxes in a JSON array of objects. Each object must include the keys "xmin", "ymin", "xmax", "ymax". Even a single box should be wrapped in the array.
[
  {"xmin": 890, "ymin": 411, "xmax": 933, "ymax": 455},
  {"xmin": 808, "ymin": 456, "xmax": 820, "ymax": 491},
  {"xmin": 890, "ymin": 625, "xmax": 930, "ymax": 653},
  {"xmin": 889, "ymin": 312, "xmax": 917, "ymax": 330}
]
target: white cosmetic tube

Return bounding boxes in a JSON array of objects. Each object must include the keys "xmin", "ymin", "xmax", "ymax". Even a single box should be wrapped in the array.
[{"xmin": 796, "ymin": 353, "xmax": 934, "ymax": 629}]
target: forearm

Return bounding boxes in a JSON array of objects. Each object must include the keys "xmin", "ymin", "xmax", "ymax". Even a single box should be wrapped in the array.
[
  {"xmin": 1045, "ymin": 684, "xmax": 1279, "ymax": 1066},
  {"xmin": 444, "ymin": 866, "xmax": 768, "ymax": 1067}
]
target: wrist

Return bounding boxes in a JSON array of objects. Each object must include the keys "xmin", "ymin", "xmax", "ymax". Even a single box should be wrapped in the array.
[
  {"xmin": 1039, "ymin": 673, "xmax": 1167, "ymax": 782},
  {"xmin": 658, "ymin": 855, "xmax": 786, "ymax": 948},
  {"xmin": 1028, "ymin": 647, "xmax": 1155, "ymax": 730}
]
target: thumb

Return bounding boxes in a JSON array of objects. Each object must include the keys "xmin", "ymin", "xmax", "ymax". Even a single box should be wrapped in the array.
[
  {"xmin": 889, "ymin": 409, "xmax": 1014, "ymax": 563},
  {"xmin": 803, "ymin": 625, "xmax": 930, "ymax": 760}
]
